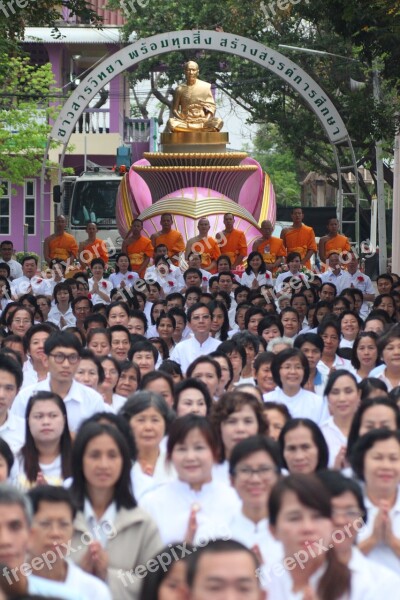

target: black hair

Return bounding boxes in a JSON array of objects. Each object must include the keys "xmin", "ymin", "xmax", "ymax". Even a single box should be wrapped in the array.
[
  {"xmin": 84, "ymin": 412, "xmax": 137, "ymax": 461},
  {"xmin": 28, "ymin": 485, "xmax": 77, "ymax": 519},
  {"xmin": 78, "ymin": 348, "xmax": 105, "ymax": 385},
  {"xmin": 166, "ymin": 414, "xmax": 218, "ymax": 459},
  {"xmin": 43, "ymin": 331, "xmax": 82, "ymax": 356},
  {"xmin": 245, "ymin": 251, "xmax": 267, "ymax": 275},
  {"xmin": 346, "ymin": 396, "xmax": 400, "ymax": 457},
  {"xmin": 294, "ymin": 332, "xmax": 324, "ymax": 353},
  {"xmin": 351, "ymin": 331, "xmax": 379, "ymax": 370},
  {"xmin": 350, "ymin": 429, "xmax": 400, "ymax": 481},
  {"xmin": 187, "ymin": 302, "xmax": 211, "ymax": 323},
  {"xmin": 139, "ymin": 543, "xmax": 195, "ymax": 600},
  {"xmin": 231, "ymin": 331, "xmax": 260, "ymax": 354},
  {"xmin": 140, "ymin": 370, "xmax": 174, "ymax": 398},
  {"xmin": 229, "ymin": 435, "xmax": 281, "ymax": 476},
  {"xmin": 358, "ymin": 377, "xmax": 388, "ymax": 401},
  {"xmin": 173, "ymin": 378, "xmax": 213, "ymax": 414},
  {"xmin": 278, "ymin": 418, "xmax": 329, "ymax": 472},
  {"xmin": 186, "ymin": 355, "xmax": 222, "ymax": 380},
  {"xmin": 244, "ymin": 306, "xmax": 265, "ymax": 330},
  {"xmin": 0, "ymin": 352, "xmax": 23, "ymax": 390},
  {"xmin": 70, "ymin": 422, "xmax": 136, "ymax": 510},
  {"xmin": 257, "ymin": 315, "xmax": 283, "ymax": 337},
  {"xmin": 129, "ymin": 309, "xmax": 148, "ymax": 332},
  {"xmin": 218, "ymin": 340, "xmax": 247, "ymax": 370},
  {"xmin": 0, "ymin": 438, "xmax": 14, "ymax": 475},
  {"xmin": 208, "ymin": 300, "xmax": 229, "ymax": 341},
  {"xmin": 316, "ymin": 470, "xmax": 367, "ymax": 524},
  {"xmin": 324, "ymin": 369, "xmax": 358, "ymax": 398},
  {"xmin": 83, "ymin": 313, "xmax": 107, "ymax": 330},
  {"xmin": 128, "ymin": 341, "xmax": 158, "ymax": 363},
  {"xmin": 105, "ymin": 301, "xmax": 130, "ymax": 320},
  {"xmin": 158, "ymin": 359, "xmax": 183, "ymax": 380},
  {"xmin": 120, "ymin": 391, "xmax": 175, "ymax": 433},
  {"xmin": 271, "ymin": 348, "xmax": 309, "ymax": 388}
]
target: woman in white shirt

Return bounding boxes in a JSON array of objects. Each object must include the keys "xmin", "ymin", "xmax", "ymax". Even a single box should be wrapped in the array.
[
  {"xmin": 13, "ymin": 390, "xmax": 72, "ymax": 490},
  {"xmin": 376, "ymin": 326, "xmax": 400, "ymax": 391},
  {"xmin": 241, "ymin": 251, "xmax": 273, "ymax": 289},
  {"xmin": 350, "ymin": 331, "xmax": 380, "ymax": 381},
  {"xmin": 22, "ymin": 324, "xmax": 52, "ymax": 388},
  {"xmin": 210, "ymin": 390, "xmax": 267, "ymax": 484},
  {"xmin": 339, "ymin": 310, "xmax": 363, "ymax": 349},
  {"xmin": 267, "ymin": 473, "xmax": 352, "ymax": 600},
  {"xmin": 121, "ymin": 391, "xmax": 175, "ymax": 489},
  {"xmin": 321, "ymin": 370, "xmax": 361, "ymax": 468},
  {"xmin": 229, "ymin": 435, "xmax": 283, "ymax": 568},
  {"xmin": 264, "ymin": 348, "xmax": 328, "ymax": 425},
  {"xmin": 108, "ymin": 252, "xmax": 138, "ymax": 289},
  {"xmin": 98, "ymin": 356, "xmax": 125, "ymax": 413},
  {"xmin": 88, "ymin": 258, "xmax": 112, "ymax": 305},
  {"xmin": 350, "ymin": 429, "xmax": 400, "ymax": 573},
  {"xmin": 74, "ymin": 349, "xmax": 105, "ymax": 394},
  {"xmin": 278, "ymin": 418, "xmax": 329, "ymax": 475},
  {"xmin": 48, "ymin": 282, "xmax": 76, "ymax": 328},
  {"xmin": 140, "ymin": 414, "xmax": 241, "ymax": 545}
]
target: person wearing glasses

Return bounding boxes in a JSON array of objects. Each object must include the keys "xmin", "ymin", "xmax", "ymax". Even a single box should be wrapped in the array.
[
  {"xmin": 170, "ymin": 303, "xmax": 220, "ymax": 374},
  {"xmin": 228, "ymin": 436, "xmax": 283, "ymax": 568},
  {"xmin": 11, "ymin": 332, "xmax": 108, "ymax": 433}
]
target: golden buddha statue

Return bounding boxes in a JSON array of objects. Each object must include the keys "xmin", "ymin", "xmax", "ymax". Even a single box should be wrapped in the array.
[{"xmin": 167, "ymin": 61, "xmax": 224, "ymax": 133}]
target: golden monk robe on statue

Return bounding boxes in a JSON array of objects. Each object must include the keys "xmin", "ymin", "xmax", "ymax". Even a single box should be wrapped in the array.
[{"xmin": 167, "ymin": 61, "xmax": 223, "ymax": 133}]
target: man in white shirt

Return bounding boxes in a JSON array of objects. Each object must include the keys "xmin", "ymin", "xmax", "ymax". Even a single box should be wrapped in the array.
[
  {"xmin": 0, "ymin": 484, "xmax": 85, "ymax": 599},
  {"xmin": 0, "ymin": 240, "xmax": 23, "ymax": 280},
  {"xmin": 320, "ymin": 251, "xmax": 352, "ymax": 294},
  {"xmin": 170, "ymin": 303, "xmax": 220, "ymax": 373},
  {"xmin": 0, "ymin": 354, "xmax": 25, "ymax": 454},
  {"xmin": 345, "ymin": 252, "xmax": 375, "ymax": 317},
  {"xmin": 11, "ymin": 331, "xmax": 107, "ymax": 433},
  {"xmin": 11, "ymin": 255, "xmax": 50, "ymax": 299},
  {"xmin": 186, "ymin": 539, "xmax": 265, "ymax": 600},
  {"xmin": 28, "ymin": 486, "xmax": 111, "ymax": 599}
]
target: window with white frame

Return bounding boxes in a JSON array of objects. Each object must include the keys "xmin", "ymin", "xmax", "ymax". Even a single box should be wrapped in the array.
[
  {"xmin": 24, "ymin": 180, "xmax": 36, "ymax": 235},
  {"xmin": 0, "ymin": 181, "xmax": 10, "ymax": 235}
]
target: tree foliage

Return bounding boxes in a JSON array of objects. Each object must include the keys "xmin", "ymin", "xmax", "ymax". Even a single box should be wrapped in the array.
[
  {"xmin": 111, "ymin": 0, "xmax": 400, "ymax": 203},
  {"xmin": 0, "ymin": 55, "xmax": 61, "ymax": 185}
]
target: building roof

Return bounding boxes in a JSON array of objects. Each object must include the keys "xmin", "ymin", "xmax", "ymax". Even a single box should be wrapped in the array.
[{"xmin": 23, "ymin": 27, "xmax": 136, "ymax": 44}]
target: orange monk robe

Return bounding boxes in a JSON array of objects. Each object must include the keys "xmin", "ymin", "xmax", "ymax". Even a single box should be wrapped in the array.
[
  {"xmin": 256, "ymin": 236, "xmax": 287, "ymax": 272},
  {"xmin": 282, "ymin": 225, "xmax": 317, "ymax": 270},
  {"xmin": 154, "ymin": 231, "xmax": 185, "ymax": 260},
  {"xmin": 221, "ymin": 229, "xmax": 247, "ymax": 265},
  {"xmin": 48, "ymin": 234, "xmax": 78, "ymax": 262},
  {"xmin": 126, "ymin": 237, "xmax": 154, "ymax": 275},
  {"xmin": 80, "ymin": 239, "xmax": 109, "ymax": 266},
  {"xmin": 324, "ymin": 234, "xmax": 351, "ymax": 256},
  {"xmin": 189, "ymin": 237, "xmax": 221, "ymax": 272}
]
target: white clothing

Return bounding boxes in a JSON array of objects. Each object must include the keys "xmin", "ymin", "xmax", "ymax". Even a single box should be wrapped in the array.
[
  {"xmin": 274, "ymin": 271, "xmax": 307, "ymax": 294},
  {"xmin": 65, "ymin": 560, "xmax": 112, "ymax": 600},
  {"xmin": 347, "ymin": 269, "xmax": 375, "ymax": 317},
  {"xmin": 11, "ymin": 376, "xmax": 109, "ymax": 433},
  {"xmin": 48, "ymin": 305, "xmax": 76, "ymax": 328},
  {"xmin": 317, "ymin": 355, "xmax": 352, "ymax": 378},
  {"xmin": 88, "ymin": 277, "xmax": 113, "ymax": 305},
  {"xmin": 339, "ymin": 338, "xmax": 354, "ymax": 349},
  {"xmin": 108, "ymin": 271, "xmax": 139, "ymax": 288},
  {"xmin": 357, "ymin": 488, "xmax": 400, "ymax": 573},
  {"xmin": 84, "ymin": 498, "xmax": 117, "ymax": 548},
  {"xmin": 28, "ymin": 575, "xmax": 88, "ymax": 599},
  {"xmin": 368, "ymin": 364, "xmax": 386, "ymax": 377},
  {"xmin": 320, "ymin": 269, "xmax": 352, "ymax": 294},
  {"xmin": 212, "ymin": 460, "xmax": 230, "ymax": 485},
  {"xmin": 262, "ymin": 547, "xmax": 400, "ymax": 599},
  {"xmin": 241, "ymin": 270, "xmax": 273, "ymax": 288},
  {"xmin": 3, "ymin": 258, "xmax": 22, "ymax": 280},
  {"xmin": 11, "ymin": 275, "xmax": 51, "ymax": 297},
  {"xmin": 13, "ymin": 454, "xmax": 63, "ymax": 490},
  {"xmin": 170, "ymin": 335, "xmax": 220, "ymax": 373},
  {"xmin": 263, "ymin": 387, "xmax": 329, "ymax": 425},
  {"xmin": 131, "ymin": 452, "xmax": 176, "ymax": 502},
  {"xmin": 228, "ymin": 511, "xmax": 283, "ymax": 568},
  {"xmin": 140, "ymin": 478, "xmax": 241, "ymax": 545},
  {"xmin": 0, "ymin": 411, "xmax": 25, "ymax": 454},
  {"xmin": 321, "ymin": 416, "xmax": 347, "ymax": 467},
  {"xmin": 376, "ymin": 369, "xmax": 400, "ymax": 392}
]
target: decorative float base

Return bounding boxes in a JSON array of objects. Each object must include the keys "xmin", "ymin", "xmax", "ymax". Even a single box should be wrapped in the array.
[{"xmin": 160, "ymin": 131, "xmax": 229, "ymax": 153}]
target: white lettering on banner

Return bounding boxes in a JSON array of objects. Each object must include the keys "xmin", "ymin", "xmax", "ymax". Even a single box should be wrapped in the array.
[{"xmin": 50, "ymin": 30, "xmax": 348, "ymax": 145}]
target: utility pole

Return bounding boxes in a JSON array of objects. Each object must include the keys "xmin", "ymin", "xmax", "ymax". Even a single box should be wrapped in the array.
[{"xmin": 372, "ymin": 63, "xmax": 387, "ymax": 274}]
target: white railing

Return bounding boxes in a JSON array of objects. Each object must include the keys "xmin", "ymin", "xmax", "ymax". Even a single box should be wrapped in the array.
[{"xmin": 73, "ymin": 109, "xmax": 109, "ymax": 134}]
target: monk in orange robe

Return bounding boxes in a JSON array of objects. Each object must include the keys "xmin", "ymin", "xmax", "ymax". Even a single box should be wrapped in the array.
[
  {"xmin": 252, "ymin": 220, "xmax": 287, "ymax": 273},
  {"xmin": 318, "ymin": 218, "xmax": 351, "ymax": 264},
  {"xmin": 122, "ymin": 219, "xmax": 154, "ymax": 277},
  {"xmin": 44, "ymin": 215, "xmax": 78, "ymax": 265},
  {"xmin": 78, "ymin": 222, "xmax": 109, "ymax": 269},
  {"xmin": 281, "ymin": 207, "xmax": 317, "ymax": 270},
  {"xmin": 216, "ymin": 213, "xmax": 247, "ymax": 268},
  {"xmin": 150, "ymin": 213, "xmax": 185, "ymax": 265},
  {"xmin": 185, "ymin": 218, "xmax": 221, "ymax": 273}
]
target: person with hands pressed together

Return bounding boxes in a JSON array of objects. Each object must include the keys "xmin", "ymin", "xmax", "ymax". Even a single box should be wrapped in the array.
[
  {"xmin": 185, "ymin": 218, "xmax": 221, "ymax": 273},
  {"xmin": 122, "ymin": 218, "xmax": 154, "ymax": 277},
  {"xmin": 280, "ymin": 207, "xmax": 317, "ymax": 270},
  {"xmin": 69, "ymin": 421, "xmax": 162, "ymax": 600},
  {"xmin": 215, "ymin": 213, "xmax": 247, "ymax": 269},
  {"xmin": 88, "ymin": 258, "xmax": 112, "ymax": 305}
]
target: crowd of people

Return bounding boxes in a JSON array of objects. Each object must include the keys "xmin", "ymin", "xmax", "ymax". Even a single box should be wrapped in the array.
[{"xmin": 0, "ymin": 207, "xmax": 399, "ymax": 599}]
